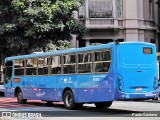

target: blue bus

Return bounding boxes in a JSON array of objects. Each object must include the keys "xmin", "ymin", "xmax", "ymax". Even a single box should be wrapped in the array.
[{"xmin": 4, "ymin": 42, "xmax": 158, "ymax": 109}]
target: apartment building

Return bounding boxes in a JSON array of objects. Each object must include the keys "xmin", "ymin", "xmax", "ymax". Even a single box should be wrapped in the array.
[{"xmin": 72, "ymin": 0, "xmax": 158, "ymax": 48}]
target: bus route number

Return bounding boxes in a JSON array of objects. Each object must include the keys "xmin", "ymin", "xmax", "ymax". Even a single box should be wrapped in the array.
[{"xmin": 93, "ymin": 78, "xmax": 100, "ymax": 82}]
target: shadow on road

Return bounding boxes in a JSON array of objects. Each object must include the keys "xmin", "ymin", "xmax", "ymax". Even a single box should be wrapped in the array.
[
  {"xmin": 0, "ymin": 92, "xmax": 4, "ymax": 97},
  {"xmin": 18, "ymin": 101, "xmax": 142, "ymax": 117}
]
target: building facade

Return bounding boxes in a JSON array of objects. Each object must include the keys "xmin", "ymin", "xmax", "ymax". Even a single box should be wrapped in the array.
[
  {"xmin": 157, "ymin": 0, "xmax": 160, "ymax": 51},
  {"xmin": 72, "ymin": 0, "xmax": 158, "ymax": 49}
]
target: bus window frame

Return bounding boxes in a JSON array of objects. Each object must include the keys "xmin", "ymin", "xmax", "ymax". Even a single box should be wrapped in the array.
[
  {"xmin": 7, "ymin": 49, "xmax": 112, "ymax": 77},
  {"xmin": 63, "ymin": 54, "xmax": 77, "ymax": 75},
  {"xmin": 50, "ymin": 55, "xmax": 62, "ymax": 75},
  {"xmin": 14, "ymin": 59, "xmax": 25, "ymax": 76},
  {"xmin": 26, "ymin": 58, "xmax": 38, "ymax": 76},
  {"xmin": 37, "ymin": 57, "xmax": 50, "ymax": 76},
  {"xmin": 77, "ymin": 52, "xmax": 93, "ymax": 74},
  {"xmin": 93, "ymin": 49, "xmax": 112, "ymax": 74}
]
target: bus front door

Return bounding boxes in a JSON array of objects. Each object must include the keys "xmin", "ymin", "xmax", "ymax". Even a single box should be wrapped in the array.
[{"xmin": 4, "ymin": 61, "xmax": 14, "ymax": 97}]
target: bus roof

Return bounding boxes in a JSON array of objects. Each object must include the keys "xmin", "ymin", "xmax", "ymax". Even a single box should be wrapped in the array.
[
  {"xmin": 5, "ymin": 42, "xmax": 155, "ymax": 61},
  {"xmin": 5, "ymin": 42, "xmax": 115, "ymax": 61}
]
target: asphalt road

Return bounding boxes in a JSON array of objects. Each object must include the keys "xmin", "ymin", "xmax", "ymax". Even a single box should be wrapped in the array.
[{"xmin": 0, "ymin": 96, "xmax": 160, "ymax": 120}]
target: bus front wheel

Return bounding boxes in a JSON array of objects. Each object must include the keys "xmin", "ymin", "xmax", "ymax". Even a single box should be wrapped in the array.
[
  {"xmin": 95, "ymin": 101, "xmax": 112, "ymax": 108},
  {"xmin": 17, "ymin": 90, "xmax": 27, "ymax": 104}
]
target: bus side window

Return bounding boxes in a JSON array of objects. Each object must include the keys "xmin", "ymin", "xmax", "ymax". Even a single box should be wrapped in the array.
[
  {"xmin": 38, "ymin": 57, "xmax": 49, "ymax": 75},
  {"xmin": 4, "ymin": 61, "xmax": 13, "ymax": 84},
  {"xmin": 94, "ymin": 50, "xmax": 111, "ymax": 73},
  {"xmin": 78, "ymin": 53, "xmax": 92, "ymax": 73},
  {"xmin": 50, "ymin": 56, "xmax": 61, "ymax": 75},
  {"xmin": 63, "ymin": 54, "xmax": 76, "ymax": 74},
  {"xmin": 14, "ymin": 60, "xmax": 25, "ymax": 76},
  {"xmin": 26, "ymin": 58, "xmax": 37, "ymax": 75}
]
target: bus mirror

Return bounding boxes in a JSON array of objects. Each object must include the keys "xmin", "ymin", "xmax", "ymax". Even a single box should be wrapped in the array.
[
  {"xmin": 4, "ymin": 74, "xmax": 10, "ymax": 84},
  {"xmin": 3, "ymin": 69, "xmax": 9, "ymax": 84}
]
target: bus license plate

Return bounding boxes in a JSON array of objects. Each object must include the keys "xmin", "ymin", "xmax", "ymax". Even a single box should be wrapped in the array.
[{"xmin": 136, "ymin": 88, "xmax": 142, "ymax": 91}]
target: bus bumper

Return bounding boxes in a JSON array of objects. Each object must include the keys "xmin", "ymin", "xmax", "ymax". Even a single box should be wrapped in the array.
[{"xmin": 114, "ymin": 89, "xmax": 158, "ymax": 100}]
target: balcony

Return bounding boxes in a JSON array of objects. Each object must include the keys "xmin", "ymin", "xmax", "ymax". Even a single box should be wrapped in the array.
[{"xmin": 84, "ymin": 18, "xmax": 120, "ymax": 29}]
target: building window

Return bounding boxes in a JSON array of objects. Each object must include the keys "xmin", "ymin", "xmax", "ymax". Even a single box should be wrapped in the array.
[
  {"xmin": 149, "ymin": 0, "xmax": 153, "ymax": 20},
  {"xmin": 79, "ymin": 5, "xmax": 85, "ymax": 18},
  {"xmin": 89, "ymin": 0, "xmax": 113, "ymax": 18},
  {"xmin": 116, "ymin": 0, "xmax": 122, "ymax": 18}
]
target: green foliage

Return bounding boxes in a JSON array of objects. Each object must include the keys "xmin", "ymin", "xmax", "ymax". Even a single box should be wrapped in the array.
[
  {"xmin": 56, "ymin": 40, "xmax": 72, "ymax": 50},
  {"xmin": 0, "ymin": 0, "xmax": 85, "ymax": 55},
  {"xmin": 30, "ymin": 40, "xmax": 72, "ymax": 53},
  {"xmin": 29, "ymin": 40, "xmax": 57, "ymax": 53}
]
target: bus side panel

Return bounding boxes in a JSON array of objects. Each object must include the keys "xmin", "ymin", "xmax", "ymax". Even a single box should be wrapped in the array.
[
  {"xmin": 4, "ymin": 78, "xmax": 14, "ymax": 97},
  {"xmin": 73, "ymin": 73, "xmax": 114, "ymax": 103},
  {"xmin": 22, "ymin": 76, "xmax": 58, "ymax": 101},
  {"xmin": 74, "ymin": 47, "xmax": 115, "ymax": 103},
  {"xmin": 13, "ymin": 72, "xmax": 115, "ymax": 103}
]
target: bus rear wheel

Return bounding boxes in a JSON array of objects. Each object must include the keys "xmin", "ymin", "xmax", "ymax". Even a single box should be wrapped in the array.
[
  {"xmin": 64, "ymin": 90, "xmax": 81, "ymax": 110},
  {"xmin": 95, "ymin": 101, "xmax": 112, "ymax": 108},
  {"xmin": 17, "ymin": 90, "xmax": 27, "ymax": 104}
]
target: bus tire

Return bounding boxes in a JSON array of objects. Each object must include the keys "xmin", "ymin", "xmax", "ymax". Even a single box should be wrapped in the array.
[
  {"xmin": 95, "ymin": 101, "xmax": 112, "ymax": 108},
  {"xmin": 63, "ymin": 90, "xmax": 76, "ymax": 110},
  {"xmin": 17, "ymin": 90, "xmax": 27, "ymax": 104}
]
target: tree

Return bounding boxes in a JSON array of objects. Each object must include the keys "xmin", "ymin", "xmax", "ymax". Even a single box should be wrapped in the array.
[{"xmin": 0, "ymin": 0, "xmax": 85, "ymax": 55}]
